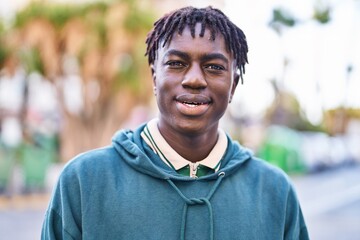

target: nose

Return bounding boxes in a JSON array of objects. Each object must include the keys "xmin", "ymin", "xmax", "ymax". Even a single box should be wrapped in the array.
[{"xmin": 181, "ymin": 64, "xmax": 207, "ymax": 89}]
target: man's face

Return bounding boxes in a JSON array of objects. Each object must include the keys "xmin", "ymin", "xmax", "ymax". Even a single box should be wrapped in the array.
[{"xmin": 152, "ymin": 23, "xmax": 239, "ymax": 136}]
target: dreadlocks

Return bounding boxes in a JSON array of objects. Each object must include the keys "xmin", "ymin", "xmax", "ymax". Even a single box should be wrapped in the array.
[{"xmin": 145, "ymin": 6, "xmax": 249, "ymax": 82}]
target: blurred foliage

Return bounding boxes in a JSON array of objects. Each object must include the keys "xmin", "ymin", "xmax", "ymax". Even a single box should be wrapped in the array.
[
  {"xmin": 266, "ymin": 2, "xmax": 335, "ymax": 132},
  {"xmin": 0, "ymin": 44, "xmax": 9, "ymax": 70},
  {"xmin": 323, "ymin": 107, "xmax": 360, "ymax": 135},
  {"xmin": 12, "ymin": 0, "xmax": 153, "ymax": 42},
  {"xmin": 115, "ymin": 53, "xmax": 139, "ymax": 91},
  {"xmin": 0, "ymin": 19, "xmax": 3, "ymax": 33},
  {"xmin": 266, "ymin": 94, "xmax": 325, "ymax": 132},
  {"xmin": 14, "ymin": 2, "xmax": 108, "ymax": 30},
  {"xmin": 0, "ymin": 20, "xmax": 7, "ymax": 69},
  {"xmin": 269, "ymin": 2, "xmax": 332, "ymax": 34},
  {"xmin": 124, "ymin": 5, "xmax": 154, "ymax": 32},
  {"xmin": 269, "ymin": 8, "xmax": 297, "ymax": 34},
  {"xmin": 94, "ymin": 18, "xmax": 108, "ymax": 49},
  {"xmin": 0, "ymin": 49, "xmax": 5, "ymax": 69},
  {"xmin": 114, "ymin": 40, "xmax": 149, "ymax": 93},
  {"xmin": 327, "ymin": 107, "xmax": 360, "ymax": 119},
  {"xmin": 19, "ymin": 48, "xmax": 45, "ymax": 75},
  {"xmin": 0, "ymin": 0, "xmax": 157, "ymax": 162},
  {"xmin": 10, "ymin": 0, "xmax": 156, "ymax": 92},
  {"xmin": 266, "ymin": 80, "xmax": 325, "ymax": 133},
  {"xmin": 313, "ymin": 2, "xmax": 332, "ymax": 24},
  {"xmin": 272, "ymin": 8, "xmax": 296, "ymax": 27}
]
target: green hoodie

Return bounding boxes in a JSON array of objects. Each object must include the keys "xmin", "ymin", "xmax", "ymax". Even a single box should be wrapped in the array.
[{"xmin": 41, "ymin": 123, "xmax": 309, "ymax": 240}]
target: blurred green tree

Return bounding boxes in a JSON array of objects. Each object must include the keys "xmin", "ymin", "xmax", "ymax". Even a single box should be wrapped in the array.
[
  {"xmin": 1, "ymin": 0, "xmax": 156, "ymax": 161},
  {"xmin": 266, "ymin": 3, "xmax": 333, "ymax": 132}
]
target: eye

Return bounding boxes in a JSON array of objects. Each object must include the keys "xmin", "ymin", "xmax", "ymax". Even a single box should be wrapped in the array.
[
  {"xmin": 165, "ymin": 61, "xmax": 186, "ymax": 68},
  {"xmin": 205, "ymin": 64, "xmax": 225, "ymax": 71}
]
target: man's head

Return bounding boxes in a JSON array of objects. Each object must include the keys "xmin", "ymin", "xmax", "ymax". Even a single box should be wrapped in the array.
[
  {"xmin": 145, "ymin": 6, "xmax": 249, "ymax": 140},
  {"xmin": 145, "ymin": 6, "xmax": 248, "ymax": 83}
]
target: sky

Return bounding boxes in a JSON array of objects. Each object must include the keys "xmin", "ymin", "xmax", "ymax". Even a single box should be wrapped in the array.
[
  {"xmin": 222, "ymin": 0, "xmax": 360, "ymax": 124},
  {"xmin": 1, "ymin": 0, "xmax": 359, "ymax": 124}
]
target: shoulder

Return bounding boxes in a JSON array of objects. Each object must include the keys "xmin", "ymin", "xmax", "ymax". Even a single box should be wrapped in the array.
[
  {"xmin": 67, "ymin": 145, "xmax": 117, "ymax": 166},
  {"xmin": 242, "ymin": 155, "xmax": 294, "ymax": 190},
  {"xmin": 60, "ymin": 146, "xmax": 119, "ymax": 179},
  {"xmin": 227, "ymin": 138, "xmax": 292, "ymax": 185},
  {"xmin": 251, "ymin": 156, "xmax": 290, "ymax": 179}
]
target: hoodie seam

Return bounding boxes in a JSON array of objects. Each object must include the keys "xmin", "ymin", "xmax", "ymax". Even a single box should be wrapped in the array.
[{"xmin": 50, "ymin": 208, "xmax": 77, "ymax": 240}]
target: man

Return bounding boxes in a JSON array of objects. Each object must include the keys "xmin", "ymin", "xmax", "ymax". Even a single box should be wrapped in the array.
[{"xmin": 42, "ymin": 6, "xmax": 309, "ymax": 240}]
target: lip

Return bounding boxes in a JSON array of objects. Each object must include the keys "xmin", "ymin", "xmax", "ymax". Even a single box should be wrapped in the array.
[
  {"xmin": 175, "ymin": 94, "xmax": 211, "ymax": 105},
  {"xmin": 175, "ymin": 94, "xmax": 212, "ymax": 116}
]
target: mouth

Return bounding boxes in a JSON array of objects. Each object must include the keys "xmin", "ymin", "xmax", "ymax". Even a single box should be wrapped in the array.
[
  {"xmin": 176, "ymin": 94, "xmax": 211, "ymax": 104},
  {"xmin": 175, "ymin": 94, "xmax": 211, "ymax": 115},
  {"xmin": 179, "ymin": 100, "xmax": 209, "ymax": 107}
]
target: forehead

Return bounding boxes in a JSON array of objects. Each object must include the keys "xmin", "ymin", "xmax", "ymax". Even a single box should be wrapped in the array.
[{"xmin": 158, "ymin": 23, "xmax": 231, "ymax": 59}]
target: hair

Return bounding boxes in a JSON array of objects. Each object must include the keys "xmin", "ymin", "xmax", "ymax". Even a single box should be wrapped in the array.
[{"xmin": 145, "ymin": 6, "xmax": 249, "ymax": 83}]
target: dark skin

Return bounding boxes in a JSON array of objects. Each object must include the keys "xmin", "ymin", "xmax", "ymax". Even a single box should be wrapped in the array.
[{"xmin": 151, "ymin": 23, "xmax": 239, "ymax": 162}]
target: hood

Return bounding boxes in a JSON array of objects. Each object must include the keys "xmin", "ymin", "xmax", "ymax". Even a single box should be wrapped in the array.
[
  {"xmin": 112, "ymin": 123, "xmax": 254, "ymax": 240},
  {"xmin": 111, "ymin": 123, "xmax": 253, "ymax": 181}
]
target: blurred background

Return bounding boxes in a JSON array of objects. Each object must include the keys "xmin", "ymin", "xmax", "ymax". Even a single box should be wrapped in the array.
[{"xmin": 0, "ymin": 0, "xmax": 359, "ymax": 239}]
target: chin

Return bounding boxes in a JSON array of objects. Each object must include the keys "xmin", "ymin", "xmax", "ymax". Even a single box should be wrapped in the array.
[{"xmin": 175, "ymin": 119, "xmax": 216, "ymax": 135}]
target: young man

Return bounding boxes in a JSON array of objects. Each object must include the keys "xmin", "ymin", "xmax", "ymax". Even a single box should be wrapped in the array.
[{"xmin": 42, "ymin": 6, "xmax": 309, "ymax": 240}]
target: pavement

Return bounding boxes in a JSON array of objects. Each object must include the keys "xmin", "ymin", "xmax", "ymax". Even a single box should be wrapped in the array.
[
  {"xmin": 1, "ymin": 163, "xmax": 360, "ymax": 240},
  {"xmin": 0, "ymin": 206, "xmax": 47, "ymax": 240},
  {"xmin": 292, "ymin": 164, "xmax": 360, "ymax": 240}
]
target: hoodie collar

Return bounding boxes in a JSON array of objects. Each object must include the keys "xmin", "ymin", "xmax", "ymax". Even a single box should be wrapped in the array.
[
  {"xmin": 140, "ymin": 118, "xmax": 227, "ymax": 172},
  {"xmin": 112, "ymin": 122, "xmax": 252, "ymax": 180}
]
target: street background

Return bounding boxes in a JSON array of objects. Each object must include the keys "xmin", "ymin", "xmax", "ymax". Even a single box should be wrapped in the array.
[{"xmin": 1, "ymin": 0, "xmax": 360, "ymax": 239}]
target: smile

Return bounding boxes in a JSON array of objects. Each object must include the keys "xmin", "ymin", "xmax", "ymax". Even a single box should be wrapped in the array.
[
  {"xmin": 175, "ymin": 94, "xmax": 211, "ymax": 115},
  {"xmin": 181, "ymin": 101, "xmax": 209, "ymax": 107},
  {"xmin": 176, "ymin": 94, "xmax": 211, "ymax": 104}
]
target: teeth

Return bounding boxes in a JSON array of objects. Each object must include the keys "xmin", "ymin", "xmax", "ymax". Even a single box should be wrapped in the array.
[
  {"xmin": 183, "ymin": 101, "xmax": 202, "ymax": 107},
  {"xmin": 184, "ymin": 103, "xmax": 198, "ymax": 107}
]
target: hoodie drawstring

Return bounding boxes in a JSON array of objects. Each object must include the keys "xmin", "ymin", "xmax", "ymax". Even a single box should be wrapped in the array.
[{"xmin": 166, "ymin": 172, "xmax": 226, "ymax": 240}]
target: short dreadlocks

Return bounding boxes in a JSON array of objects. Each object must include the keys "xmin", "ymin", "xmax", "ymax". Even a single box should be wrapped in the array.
[{"xmin": 145, "ymin": 6, "xmax": 249, "ymax": 82}]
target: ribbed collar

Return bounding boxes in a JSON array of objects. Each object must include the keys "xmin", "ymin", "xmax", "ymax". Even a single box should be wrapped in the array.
[{"xmin": 141, "ymin": 118, "xmax": 227, "ymax": 172}]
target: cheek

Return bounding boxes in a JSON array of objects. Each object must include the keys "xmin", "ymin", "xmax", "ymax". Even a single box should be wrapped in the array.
[
  {"xmin": 214, "ymin": 80, "xmax": 233, "ymax": 95},
  {"xmin": 155, "ymin": 70, "xmax": 177, "ymax": 91},
  {"xmin": 155, "ymin": 78, "xmax": 173, "ymax": 105},
  {"xmin": 213, "ymin": 83, "xmax": 234, "ymax": 105},
  {"xmin": 155, "ymin": 79, "xmax": 172, "ymax": 94}
]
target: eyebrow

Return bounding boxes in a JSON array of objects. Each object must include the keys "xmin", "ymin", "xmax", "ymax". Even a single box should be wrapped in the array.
[
  {"xmin": 202, "ymin": 53, "xmax": 229, "ymax": 64},
  {"xmin": 164, "ymin": 50, "xmax": 190, "ymax": 61},
  {"xmin": 164, "ymin": 49, "xmax": 229, "ymax": 64}
]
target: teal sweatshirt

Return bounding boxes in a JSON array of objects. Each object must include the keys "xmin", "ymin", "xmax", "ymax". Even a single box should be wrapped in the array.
[{"xmin": 41, "ymin": 123, "xmax": 309, "ymax": 239}]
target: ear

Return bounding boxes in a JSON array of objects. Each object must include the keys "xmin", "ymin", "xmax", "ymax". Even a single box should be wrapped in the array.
[
  {"xmin": 150, "ymin": 64, "xmax": 156, "ymax": 85},
  {"xmin": 150, "ymin": 64, "xmax": 157, "ymax": 95},
  {"xmin": 229, "ymin": 72, "xmax": 240, "ymax": 103}
]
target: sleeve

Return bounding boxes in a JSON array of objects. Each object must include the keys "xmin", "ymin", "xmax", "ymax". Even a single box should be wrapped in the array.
[
  {"xmin": 41, "ymin": 163, "xmax": 83, "ymax": 240},
  {"xmin": 284, "ymin": 184, "xmax": 310, "ymax": 240},
  {"xmin": 41, "ymin": 208, "xmax": 77, "ymax": 240}
]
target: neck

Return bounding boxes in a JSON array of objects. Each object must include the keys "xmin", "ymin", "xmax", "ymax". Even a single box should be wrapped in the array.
[{"xmin": 158, "ymin": 124, "xmax": 219, "ymax": 163}]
